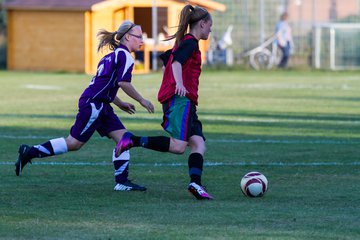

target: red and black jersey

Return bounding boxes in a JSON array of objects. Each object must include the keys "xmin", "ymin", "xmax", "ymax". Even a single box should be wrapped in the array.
[{"xmin": 158, "ymin": 34, "xmax": 202, "ymax": 105}]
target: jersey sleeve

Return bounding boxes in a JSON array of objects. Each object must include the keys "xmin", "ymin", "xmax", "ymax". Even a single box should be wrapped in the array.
[
  {"xmin": 172, "ymin": 39, "xmax": 198, "ymax": 65},
  {"xmin": 159, "ymin": 49, "xmax": 172, "ymax": 67},
  {"xmin": 116, "ymin": 50, "xmax": 133, "ymax": 83},
  {"xmin": 120, "ymin": 66, "xmax": 133, "ymax": 82}
]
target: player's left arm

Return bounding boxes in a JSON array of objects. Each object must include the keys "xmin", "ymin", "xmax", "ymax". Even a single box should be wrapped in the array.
[
  {"xmin": 119, "ymin": 82, "xmax": 154, "ymax": 113},
  {"xmin": 112, "ymin": 96, "xmax": 136, "ymax": 114}
]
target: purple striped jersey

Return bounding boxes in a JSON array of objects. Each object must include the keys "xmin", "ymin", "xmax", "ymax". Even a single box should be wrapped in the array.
[{"xmin": 80, "ymin": 44, "xmax": 134, "ymax": 103}]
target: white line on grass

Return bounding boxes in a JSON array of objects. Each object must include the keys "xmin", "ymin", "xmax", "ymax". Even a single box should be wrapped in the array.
[
  {"xmin": 237, "ymin": 83, "xmax": 352, "ymax": 90},
  {"xmin": 0, "ymin": 161, "xmax": 359, "ymax": 167},
  {"xmin": 209, "ymin": 139, "xmax": 360, "ymax": 144},
  {"xmin": 24, "ymin": 84, "xmax": 63, "ymax": 91},
  {"xmin": 1, "ymin": 134, "xmax": 359, "ymax": 145}
]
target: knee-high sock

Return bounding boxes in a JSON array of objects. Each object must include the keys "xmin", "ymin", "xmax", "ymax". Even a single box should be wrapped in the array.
[
  {"xmin": 188, "ymin": 153, "xmax": 204, "ymax": 185},
  {"xmin": 113, "ymin": 149, "xmax": 130, "ymax": 184},
  {"xmin": 28, "ymin": 138, "xmax": 68, "ymax": 159},
  {"xmin": 131, "ymin": 136, "xmax": 170, "ymax": 152}
]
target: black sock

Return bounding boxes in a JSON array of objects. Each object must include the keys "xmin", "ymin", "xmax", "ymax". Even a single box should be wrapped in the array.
[
  {"xmin": 131, "ymin": 135, "xmax": 141, "ymax": 147},
  {"xmin": 131, "ymin": 136, "xmax": 170, "ymax": 152},
  {"xmin": 188, "ymin": 153, "xmax": 204, "ymax": 185}
]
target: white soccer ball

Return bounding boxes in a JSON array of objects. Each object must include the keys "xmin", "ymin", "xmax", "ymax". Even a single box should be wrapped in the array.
[{"xmin": 240, "ymin": 171, "xmax": 268, "ymax": 197}]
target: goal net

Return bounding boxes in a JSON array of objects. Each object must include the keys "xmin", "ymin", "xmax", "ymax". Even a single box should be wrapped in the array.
[{"xmin": 313, "ymin": 23, "xmax": 360, "ymax": 70}]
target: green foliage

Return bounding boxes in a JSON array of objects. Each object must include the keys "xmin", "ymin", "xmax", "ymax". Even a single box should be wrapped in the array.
[{"xmin": 0, "ymin": 70, "xmax": 359, "ymax": 239}]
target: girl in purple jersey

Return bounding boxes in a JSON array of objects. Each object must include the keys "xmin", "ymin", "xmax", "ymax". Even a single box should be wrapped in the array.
[
  {"xmin": 115, "ymin": 5, "xmax": 214, "ymax": 200},
  {"xmin": 15, "ymin": 20, "xmax": 154, "ymax": 191}
]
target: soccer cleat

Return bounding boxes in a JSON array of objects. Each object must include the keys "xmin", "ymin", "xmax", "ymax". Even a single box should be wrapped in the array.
[
  {"xmin": 115, "ymin": 132, "xmax": 134, "ymax": 158},
  {"xmin": 15, "ymin": 144, "xmax": 33, "ymax": 176},
  {"xmin": 114, "ymin": 180, "xmax": 147, "ymax": 191},
  {"xmin": 188, "ymin": 182, "xmax": 214, "ymax": 200}
]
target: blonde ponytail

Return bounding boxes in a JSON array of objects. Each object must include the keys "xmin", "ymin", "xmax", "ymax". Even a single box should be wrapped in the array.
[{"xmin": 97, "ymin": 20, "xmax": 137, "ymax": 52}]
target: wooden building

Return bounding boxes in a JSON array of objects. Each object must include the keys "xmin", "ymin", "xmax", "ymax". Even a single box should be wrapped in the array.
[{"xmin": 3, "ymin": 0, "xmax": 225, "ymax": 74}]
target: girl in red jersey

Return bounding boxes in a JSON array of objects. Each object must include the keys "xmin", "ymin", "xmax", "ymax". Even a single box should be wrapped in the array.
[{"xmin": 115, "ymin": 5, "xmax": 214, "ymax": 200}]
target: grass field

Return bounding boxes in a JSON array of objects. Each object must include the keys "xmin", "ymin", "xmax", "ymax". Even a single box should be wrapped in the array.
[{"xmin": 0, "ymin": 69, "xmax": 359, "ymax": 239}]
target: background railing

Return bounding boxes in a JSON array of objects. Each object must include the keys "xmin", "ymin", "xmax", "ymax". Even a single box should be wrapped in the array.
[{"xmin": 211, "ymin": 0, "xmax": 360, "ymax": 69}]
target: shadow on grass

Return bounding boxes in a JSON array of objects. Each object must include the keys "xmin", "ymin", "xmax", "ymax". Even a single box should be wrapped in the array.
[
  {"xmin": 1, "ymin": 125, "xmax": 359, "ymax": 143},
  {"xmin": 199, "ymin": 110, "xmax": 360, "ymax": 122},
  {"xmin": 2, "ymin": 109, "xmax": 360, "ymax": 123},
  {"xmin": 1, "ymin": 110, "xmax": 360, "ymax": 152}
]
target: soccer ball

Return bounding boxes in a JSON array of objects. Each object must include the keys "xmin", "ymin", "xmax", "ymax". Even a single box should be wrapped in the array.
[{"xmin": 240, "ymin": 171, "xmax": 268, "ymax": 197}]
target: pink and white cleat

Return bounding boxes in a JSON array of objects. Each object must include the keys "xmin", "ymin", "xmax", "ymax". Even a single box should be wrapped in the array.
[
  {"xmin": 188, "ymin": 182, "xmax": 214, "ymax": 200},
  {"xmin": 115, "ymin": 132, "xmax": 134, "ymax": 158}
]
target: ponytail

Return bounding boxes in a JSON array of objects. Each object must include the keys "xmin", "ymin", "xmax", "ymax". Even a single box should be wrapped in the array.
[
  {"xmin": 166, "ymin": 5, "xmax": 210, "ymax": 46},
  {"xmin": 97, "ymin": 30, "xmax": 118, "ymax": 52},
  {"xmin": 97, "ymin": 20, "xmax": 137, "ymax": 52}
]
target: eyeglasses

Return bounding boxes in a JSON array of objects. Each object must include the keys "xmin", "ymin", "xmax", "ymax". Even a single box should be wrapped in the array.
[{"xmin": 128, "ymin": 33, "xmax": 143, "ymax": 40}]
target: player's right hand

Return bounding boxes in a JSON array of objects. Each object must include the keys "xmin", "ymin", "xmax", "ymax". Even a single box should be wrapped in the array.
[
  {"xmin": 140, "ymin": 99, "xmax": 154, "ymax": 113},
  {"xmin": 175, "ymin": 84, "xmax": 188, "ymax": 97}
]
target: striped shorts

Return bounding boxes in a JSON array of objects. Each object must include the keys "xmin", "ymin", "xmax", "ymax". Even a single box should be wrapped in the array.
[{"xmin": 161, "ymin": 95, "xmax": 205, "ymax": 141}]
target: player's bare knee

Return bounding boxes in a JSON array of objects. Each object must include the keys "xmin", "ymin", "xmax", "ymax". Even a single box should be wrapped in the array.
[
  {"xmin": 170, "ymin": 144, "xmax": 186, "ymax": 154},
  {"xmin": 189, "ymin": 140, "xmax": 206, "ymax": 154},
  {"xmin": 199, "ymin": 145, "xmax": 206, "ymax": 153},
  {"xmin": 169, "ymin": 139, "xmax": 187, "ymax": 154},
  {"xmin": 72, "ymin": 143, "xmax": 83, "ymax": 151},
  {"xmin": 65, "ymin": 137, "xmax": 84, "ymax": 151}
]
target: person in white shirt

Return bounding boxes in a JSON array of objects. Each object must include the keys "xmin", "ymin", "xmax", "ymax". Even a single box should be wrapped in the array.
[{"xmin": 275, "ymin": 12, "xmax": 294, "ymax": 68}]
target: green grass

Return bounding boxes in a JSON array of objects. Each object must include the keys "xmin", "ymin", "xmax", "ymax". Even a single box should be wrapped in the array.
[{"xmin": 0, "ymin": 69, "xmax": 359, "ymax": 239}]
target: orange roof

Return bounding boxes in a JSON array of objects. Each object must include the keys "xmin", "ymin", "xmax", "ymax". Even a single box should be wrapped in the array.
[
  {"xmin": 2, "ymin": 0, "xmax": 104, "ymax": 11},
  {"xmin": 3, "ymin": 0, "xmax": 226, "ymax": 12}
]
